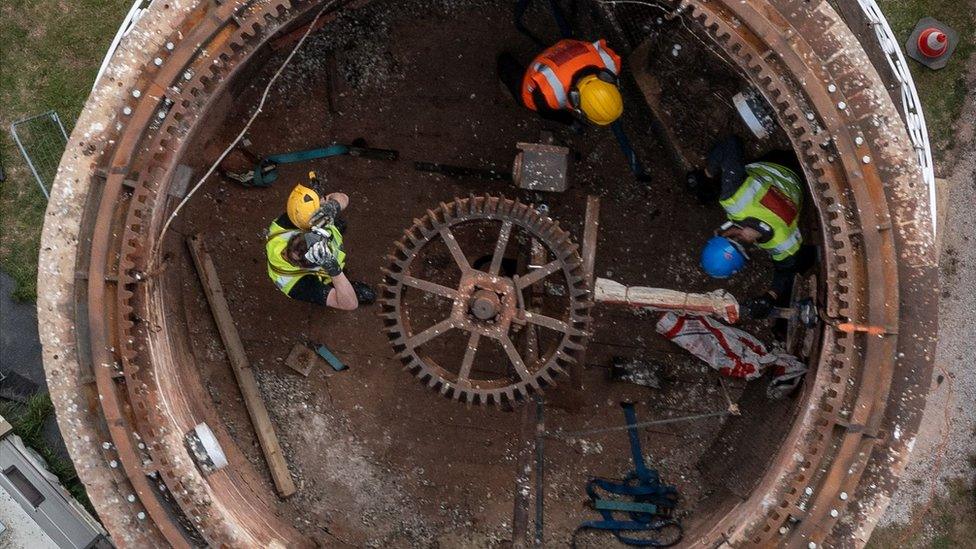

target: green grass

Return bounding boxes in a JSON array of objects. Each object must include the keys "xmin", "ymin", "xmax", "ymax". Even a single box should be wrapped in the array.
[
  {"xmin": 876, "ymin": 1, "xmax": 976, "ymax": 166},
  {"xmin": 1, "ymin": 393, "xmax": 93, "ymax": 512},
  {"xmin": 0, "ymin": 0, "xmax": 131, "ymax": 301},
  {"xmin": 867, "ymin": 476, "xmax": 976, "ymax": 548}
]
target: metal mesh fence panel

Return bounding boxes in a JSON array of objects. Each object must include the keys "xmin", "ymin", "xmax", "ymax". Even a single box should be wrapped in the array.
[{"xmin": 10, "ymin": 111, "xmax": 70, "ymax": 199}]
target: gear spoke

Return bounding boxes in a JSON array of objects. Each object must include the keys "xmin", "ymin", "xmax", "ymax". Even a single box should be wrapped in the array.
[
  {"xmin": 400, "ymin": 274, "xmax": 459, "ymax": 300},
  {"xmin": 516, "ymin": 259, "xmax": 562, "ymax": 290},
  {"xmin": 457, "ymin": 332, "xmax": 481, "ymax": 382},
  {"xmin": 488, "ymin": 220, "xmax": 513, "ymax": 275},
  {"xmin": 524, "ymin": 311, "xmax": 578, "ymax": 335},
  {"xmin": 500, "ymin": 335, "xmax": 533, "ymax": 381},
  {"xmin": 439, "ymin": 226, "xmax": 471, "ymax": 272},
  {"xmin": 406, "ymin": 318, "xmax": 456, "ymax": 349}
]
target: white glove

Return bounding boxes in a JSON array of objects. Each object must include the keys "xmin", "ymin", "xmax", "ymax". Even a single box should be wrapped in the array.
[{"xmin": 304, "ymin": 240, "xmax": 341, "ymax": 276}]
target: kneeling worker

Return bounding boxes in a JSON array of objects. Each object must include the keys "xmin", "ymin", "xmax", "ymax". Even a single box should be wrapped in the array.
[
  {"xmin": 497, "ymin": 38, "xmax": 649, "ymax": 180},
  {"xmin": 690, "ymin": 136, "xmax": 816, "ymax": 319},
  {"xmin": 266, "ymin": 173, "xmax": 375, "ymax": 309},
  {"xmin": 505, "ymin": 38, "xmax": 623, "ymax": 126}
]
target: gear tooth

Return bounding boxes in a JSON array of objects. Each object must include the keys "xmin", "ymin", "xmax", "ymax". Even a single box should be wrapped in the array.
[
  {"xmin": 386, "ymin": 254, "xmax": 408, "ymax": 270},
  {"xmin": 489, "ymin": 195, "xmax": 502, "ymax": 214},
  {"xmin": 564, "ymin": 340, "xmax": 585, "ymax": 351},
  {"xmin": 406, "ymin": 228, "xmax": 423, "ymax": 246},
  {"xmin": 555, "ymin": 351, "xmax": 576, "ymax": 365},
  {"xmin": 569, "ymin": 287, "xmax": 588, "ymax": 299}
]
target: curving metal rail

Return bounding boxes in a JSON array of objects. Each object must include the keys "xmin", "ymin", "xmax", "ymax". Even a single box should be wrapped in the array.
[{"xmin": 37, "ymin": 0, "xmax": 937, "ymax": 547}]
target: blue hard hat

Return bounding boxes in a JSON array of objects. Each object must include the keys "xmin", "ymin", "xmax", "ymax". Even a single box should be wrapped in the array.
[{"xmin": 701, "ymin": 236, "xmax": 748, "ymax": 279}]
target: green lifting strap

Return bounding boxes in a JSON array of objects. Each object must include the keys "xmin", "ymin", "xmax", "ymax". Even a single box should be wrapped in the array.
[{"xmin": 248, "ymin": 142, "xmax": 399, "ymax": 188}]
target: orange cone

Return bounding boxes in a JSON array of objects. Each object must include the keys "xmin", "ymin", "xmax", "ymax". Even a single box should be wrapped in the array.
[{"xmin": 917, "ymin": 28, "xmax": 948, "ymax": 58}]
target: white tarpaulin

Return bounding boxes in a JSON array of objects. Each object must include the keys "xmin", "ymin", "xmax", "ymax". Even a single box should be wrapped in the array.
[{"xmin": 656, "ymin": 312, "xmax": 807, "ymax": 399}]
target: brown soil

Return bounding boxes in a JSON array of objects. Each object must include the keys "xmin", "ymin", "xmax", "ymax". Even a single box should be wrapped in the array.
[{"xmin": 169, "ymin": 1, "xmax": 798, "ymax": 546}]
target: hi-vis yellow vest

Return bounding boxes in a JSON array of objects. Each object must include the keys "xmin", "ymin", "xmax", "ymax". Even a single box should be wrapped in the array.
[
  {"xmin": 266, "ymin": 219, "xmax": 345, "ymax": 295},
  {"xmin": 718, "ymin": 162, "xmax": 803, "ymax": 261}
]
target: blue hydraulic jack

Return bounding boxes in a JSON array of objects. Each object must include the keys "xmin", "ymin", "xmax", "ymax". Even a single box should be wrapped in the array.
[{"xmin": 574, "ymin": 402, "xmax": 683, "ymax": 547}]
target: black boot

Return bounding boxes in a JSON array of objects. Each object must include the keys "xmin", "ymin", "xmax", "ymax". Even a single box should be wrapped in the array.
[{"xmin": 352, "ymin": 281, "xmax": 376, "ymax": 305}]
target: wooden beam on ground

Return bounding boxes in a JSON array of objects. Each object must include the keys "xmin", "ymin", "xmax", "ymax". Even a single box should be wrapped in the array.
[
  {"xmin": 576, "ymin": 196, "xmax": 601, "ymax": 390},
  {"xmin": 582, "ymin": 196, "xmax": 600, "ymax": 291},
  {"xmin": 628, "ymin": 41, "xmax": 698, "ymax": 172},
  {"xmin": 511, "ymin": 391, "xmax": 537, "ymax": 548},
  {"xmin": 186, "ymin": 234, "xmax": 296, "ymax": 498}
]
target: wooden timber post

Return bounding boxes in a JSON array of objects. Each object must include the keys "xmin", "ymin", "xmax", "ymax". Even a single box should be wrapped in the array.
[{"xmin": 186, "ymin": 234, "xmax": 296, "ymax": 498}]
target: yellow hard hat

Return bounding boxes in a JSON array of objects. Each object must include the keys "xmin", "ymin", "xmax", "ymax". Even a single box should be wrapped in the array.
[
  {"xmin": 575, "ymin": 74, "xmax": 623, "ymax": 126},
  {"xmin": 287, "ymin": 177, "xmax": 320, "ymax": 230}
]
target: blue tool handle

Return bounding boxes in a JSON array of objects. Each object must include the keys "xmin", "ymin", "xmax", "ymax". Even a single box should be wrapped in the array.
[
  {"xmin": 252, "ymin": 144, "xmax": 351, "ymax": 187},
  {"xmin": 315, "ymin": 344, "xmax": 347, "ymax": 371},
  {"xmin": 610, "ymin": 121, "xmax": 649, "ymax": 180}
]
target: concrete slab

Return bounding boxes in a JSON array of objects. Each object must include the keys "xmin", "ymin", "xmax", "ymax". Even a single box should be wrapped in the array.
[{"xmin": 0, "ymin": 272, "xmax": 45, "ymax": 393}]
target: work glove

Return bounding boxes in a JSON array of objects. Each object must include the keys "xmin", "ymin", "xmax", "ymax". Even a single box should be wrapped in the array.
[
  {"xmin": 743, "ymin": 293, "xmax": 775, "ymax": 320},
  {"xmin": 352, "ymin": 281, "xmax": 377, "ymax": 305},
  {"xmin": 304, "ymin": 240, "xmax": 342, "ymax": 277},
  {"xmin": 309, "ymin": 198, "xmax": 341, "ymax": 228}
]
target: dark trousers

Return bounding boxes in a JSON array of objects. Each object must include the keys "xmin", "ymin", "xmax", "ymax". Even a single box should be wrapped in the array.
[{"xmin": 771, "ymin": 244, "xmax": 817, "ymax": 304}]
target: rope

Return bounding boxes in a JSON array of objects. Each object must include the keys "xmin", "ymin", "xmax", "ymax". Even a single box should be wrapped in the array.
[
  {"xmin": 545, "ymin": 410, "xmax": 729, "ymax": 439},
  {"xmin": 150, "ymin": 1, "xmax": 336, "ymax": 269}
]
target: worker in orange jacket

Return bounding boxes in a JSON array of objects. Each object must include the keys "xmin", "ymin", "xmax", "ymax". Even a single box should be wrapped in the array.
[{"xmin": 498, "ymin": 38, "xmax": 650, "ymax": 181}]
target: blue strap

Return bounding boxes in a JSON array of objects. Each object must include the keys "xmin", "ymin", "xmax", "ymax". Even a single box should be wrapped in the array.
[
  {"xmin": 251, "ymin": 144, "xmax": 350, "ymax": 187},
  {"xmin": 622, "ymin": 402, "xmax": 652, "ymax": 482},
  {"xmin": 573, "ymin": 403, "xmax": 683, "ymax": 547},
  {"xmin": 610, "ymin": 120, "xmax": 648, "ymax": 180}
]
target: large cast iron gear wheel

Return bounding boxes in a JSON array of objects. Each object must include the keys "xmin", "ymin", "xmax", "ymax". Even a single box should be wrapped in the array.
[{"xmin": 380, "ymin": 195, "xmax": 591, "ymax": 404}]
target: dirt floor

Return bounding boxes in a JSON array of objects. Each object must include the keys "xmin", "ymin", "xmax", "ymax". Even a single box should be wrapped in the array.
[{"xmin": 168, "ymin": 1, "xmax": 804, "ymax": 546}]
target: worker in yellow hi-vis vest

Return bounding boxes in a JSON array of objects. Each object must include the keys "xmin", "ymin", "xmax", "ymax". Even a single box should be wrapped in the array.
[
  {"xmin": 266, "ymin": 172, "xmax": 375, "ymax": 309},
  {"xmin": 686, "ymin": 136, "xmax": 817, "ymax": 321}
]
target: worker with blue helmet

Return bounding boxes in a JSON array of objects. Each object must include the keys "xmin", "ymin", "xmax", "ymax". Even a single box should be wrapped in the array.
[{"xmin": 688, "ymin": 136, "xmax": 817, "ymax": 320}]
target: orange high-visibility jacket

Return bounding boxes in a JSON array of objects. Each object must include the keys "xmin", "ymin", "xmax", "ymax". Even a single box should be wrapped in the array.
[{"xmin": 521, "ymin": 39, "xmax": 622, "ymax": 112}]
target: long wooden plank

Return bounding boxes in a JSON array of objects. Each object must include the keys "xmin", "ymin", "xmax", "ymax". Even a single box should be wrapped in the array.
[
  {"xmin": 582, "ymin": 196, "xmax": 600, "ymax": 290},
  {"xmin": 628, "ymin": 41, "xmax": 697, "ymax": 172},
  {"xmin": 576, "ymin": 196, "xmax": 601, "ymax": 390},
  {"xmin": 186, "ymin": 234, "xmax": 296, "ymax": 497}
]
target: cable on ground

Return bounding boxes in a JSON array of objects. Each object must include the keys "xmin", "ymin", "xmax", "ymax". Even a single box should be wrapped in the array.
[{"xmin": 149, "ymin": 1, "xmax": 336, "ymax": 270}]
